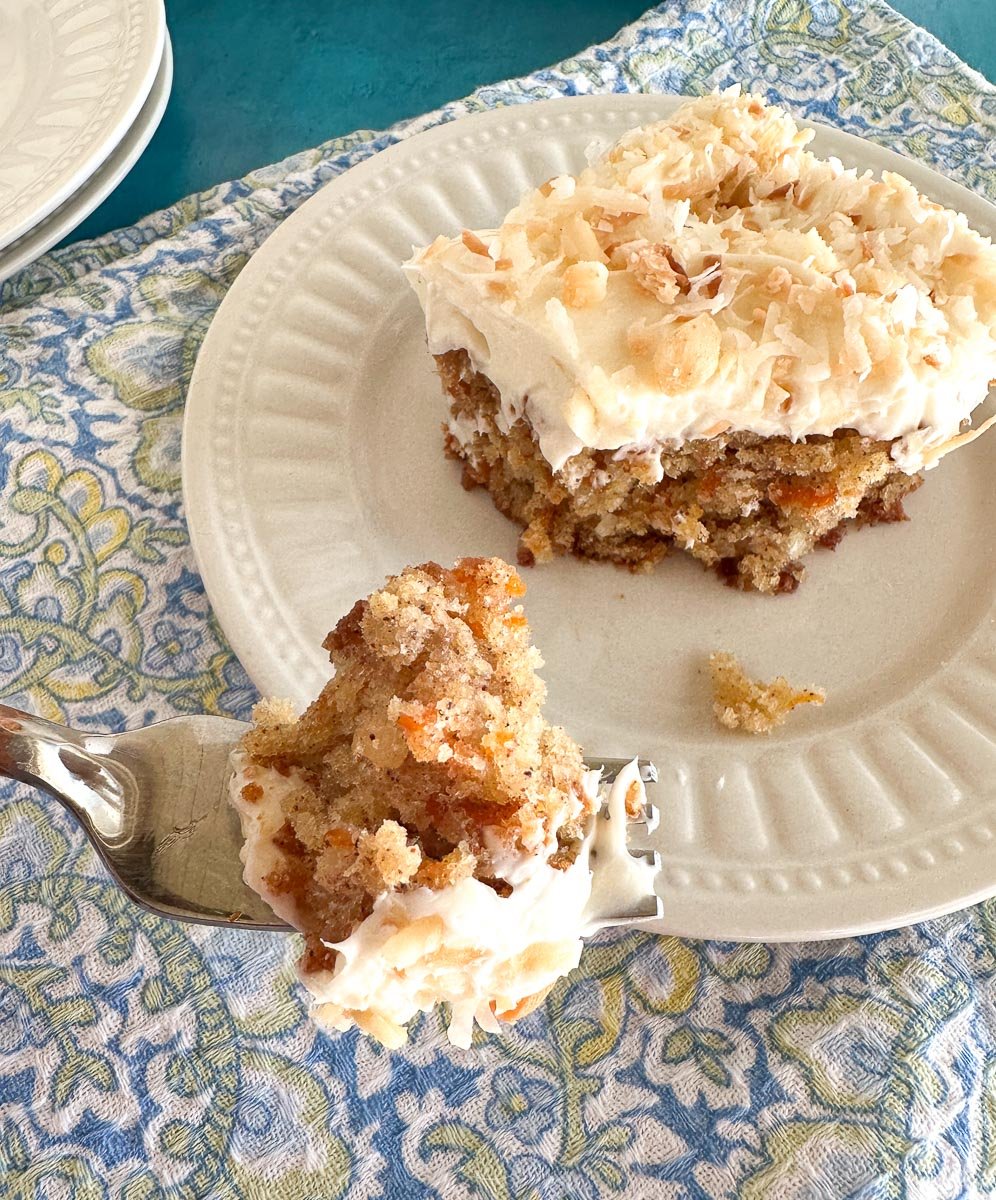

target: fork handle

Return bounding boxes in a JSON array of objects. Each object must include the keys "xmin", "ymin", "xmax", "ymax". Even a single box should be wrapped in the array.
[{"xmin": 0, "ymin": 703, "xmax": 129, "ymax": 840}]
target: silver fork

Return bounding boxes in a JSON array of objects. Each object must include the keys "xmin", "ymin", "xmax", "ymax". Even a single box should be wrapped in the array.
[{"xmin": 0, "ymin": 703, "xmax": 662, "ymax": 931}]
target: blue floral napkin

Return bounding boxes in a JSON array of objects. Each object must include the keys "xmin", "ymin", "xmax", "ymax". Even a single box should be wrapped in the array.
[{"xmin": 1, "ymin": 2, "xmax": 994, "ymax": 1196}]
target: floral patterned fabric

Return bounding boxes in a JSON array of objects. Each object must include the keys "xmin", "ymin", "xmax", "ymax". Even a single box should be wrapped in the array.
[{"xmin": 1, "ymin": 1, "xmax": 995, "ymax": 1196}]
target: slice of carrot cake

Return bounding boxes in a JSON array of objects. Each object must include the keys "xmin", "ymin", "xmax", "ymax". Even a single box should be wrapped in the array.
[
  {"xmin": 228, "ymin": 557, "xmax": 653, "ymax": 1047},
  {"xmin": 405, "ymin": 90, "xmax": 996, "ymax": 593}
]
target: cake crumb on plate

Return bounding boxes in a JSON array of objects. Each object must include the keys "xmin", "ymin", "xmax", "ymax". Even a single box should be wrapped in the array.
[{"xmin": 710, "ymin": 651, "xmax": 825, "ymax": 734}]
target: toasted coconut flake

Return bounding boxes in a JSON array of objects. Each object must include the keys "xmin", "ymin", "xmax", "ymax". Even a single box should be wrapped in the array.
[
  {"xmin": 461, "ymin": 229, "xmax": 492, "ymax": 257},
  {"xmin": 562, "ymin": 261, "xmax": 609, "ymax": 308},
  {"xmin": 627, "ymin": 241, "xmax": 690, "ymax": 303}
]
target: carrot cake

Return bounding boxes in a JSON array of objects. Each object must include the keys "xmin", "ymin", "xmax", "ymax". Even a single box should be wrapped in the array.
[
  {"xmin": 405, "ymin": 90, "xmax": 996, "ymax": 593},
  {"xmin": 228, "ymin": 557, "xmax": 655, "ymax": 1047}
]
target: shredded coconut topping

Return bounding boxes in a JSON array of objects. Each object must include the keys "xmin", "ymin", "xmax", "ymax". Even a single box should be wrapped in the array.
[{"xmin": 406, "ymin": 89, "xmax": 996, "ymax": 473}]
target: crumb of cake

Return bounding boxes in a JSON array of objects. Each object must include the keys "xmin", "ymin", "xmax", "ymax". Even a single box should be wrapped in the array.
[
  {"xmin": 710, "ymin": 651, "xmax": 825, "ymax": 734},
  {"xmin": 227, "ymin": 557, "xmax": 651, "ymax": 1048},
  {"xmin": 355, "ymin": 821, "xmax": 422, "ymax": 892},
  {"xmin": 407, "ymin": 89, "xmax": 996, "ymax": 594}
]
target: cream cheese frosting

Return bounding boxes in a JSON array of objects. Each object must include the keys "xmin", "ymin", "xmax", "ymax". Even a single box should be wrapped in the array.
[
  {"xmin": 405, "ymin": 89, "xmax": 996, "ymax": 474},
  {"xmin": 229, "ymin": 752, "xmax": 656, "ymax": 1048}
]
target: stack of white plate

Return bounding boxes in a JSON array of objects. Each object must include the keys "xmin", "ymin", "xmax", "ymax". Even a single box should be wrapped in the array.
[{"xmin": 0, "ymin": 0, "xmax": 171, "ymax": 284}]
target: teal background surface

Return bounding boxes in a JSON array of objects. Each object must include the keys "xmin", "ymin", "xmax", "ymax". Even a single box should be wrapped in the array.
[{"xmin": 71, "ymin": 0, "xmax": 995, "ymax": 245}]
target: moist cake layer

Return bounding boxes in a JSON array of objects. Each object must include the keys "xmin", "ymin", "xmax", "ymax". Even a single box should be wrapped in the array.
[{"xmin": 438, "ymin": 348, "xmax": 922, "ymax": 593}]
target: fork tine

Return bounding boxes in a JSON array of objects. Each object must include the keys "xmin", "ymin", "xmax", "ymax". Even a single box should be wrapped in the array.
[
  {"xmin": 586, "ymin": 756, "xmax": 657, "ymax": 784},
  {"xmin": 625, "ymin": 800, "xmax": 661, "ymax": 841},
  {"xmin": 581, "ymin": 756, "xmax": 664, "ymax": 930}
]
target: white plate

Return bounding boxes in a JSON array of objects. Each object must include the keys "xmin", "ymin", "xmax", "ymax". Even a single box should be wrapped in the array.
[
  {"xmin": 183, "ymin": 95, "xmax": 996, "ymax": 942},
  {"xmin": 0, "ymin": 30, "xmax": 172, "ymax": 284},
  {"xmin": 0, "ymin": 0, "xmax": 165, "ymax": 251}
]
